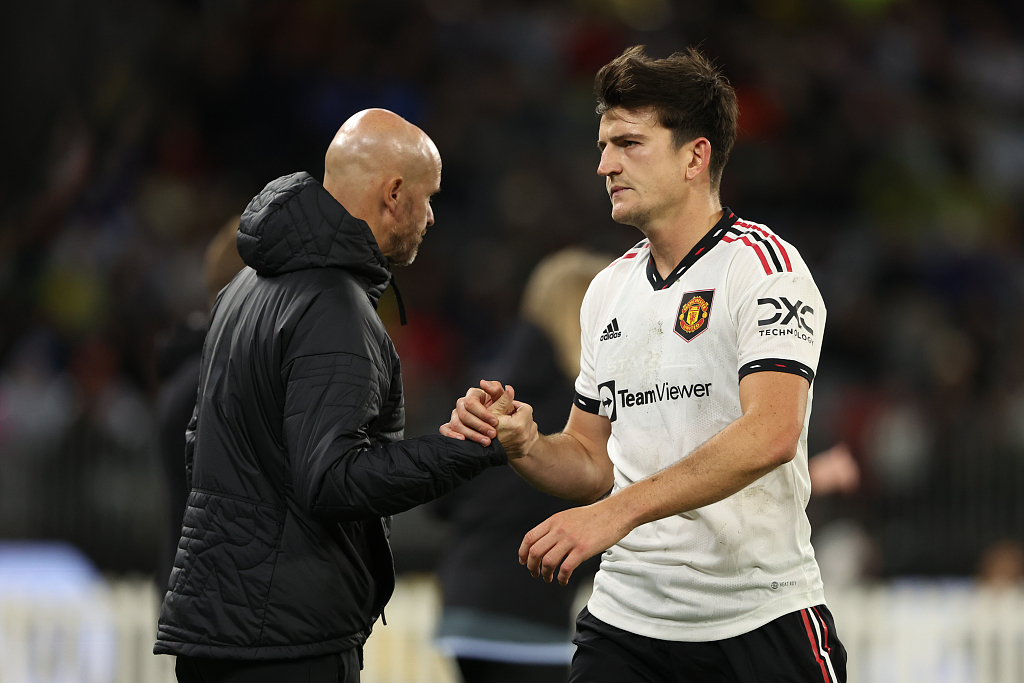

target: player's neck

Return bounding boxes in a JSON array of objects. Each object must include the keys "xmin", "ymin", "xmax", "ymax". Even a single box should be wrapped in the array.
[{"xmin": 644, "ymin": 195, "xmax": 723, "ymax": 280}]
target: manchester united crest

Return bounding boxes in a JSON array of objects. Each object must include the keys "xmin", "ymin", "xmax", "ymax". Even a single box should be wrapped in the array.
[{"xmin": 674, "ymin": 289, "xmax": 715, "ymax": 342}]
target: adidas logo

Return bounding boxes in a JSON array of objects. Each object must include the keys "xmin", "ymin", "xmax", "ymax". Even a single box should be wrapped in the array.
[{"xmin": 599, "ymin": 318, "xmax": 621, "ymax": 341}]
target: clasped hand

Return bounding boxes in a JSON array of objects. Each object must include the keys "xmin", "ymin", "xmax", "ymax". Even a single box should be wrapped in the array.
[
  {"xmin": 440, "ymin": 380, "xmax": 633, "ymax": 586},
  {"xmin": 438, "ymin": 380, "xmax": 538, "ymax": 458}
]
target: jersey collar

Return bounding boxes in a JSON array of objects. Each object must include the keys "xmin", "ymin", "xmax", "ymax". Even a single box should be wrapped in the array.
[{"xmin": 645, "ymin": 209, "xmax": 738, "ymax": 291}]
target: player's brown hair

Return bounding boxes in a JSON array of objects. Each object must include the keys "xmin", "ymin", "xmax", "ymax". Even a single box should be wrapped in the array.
[{"xmin": 595, "ymin": 45, "xmax": 738, "ymax": 189}]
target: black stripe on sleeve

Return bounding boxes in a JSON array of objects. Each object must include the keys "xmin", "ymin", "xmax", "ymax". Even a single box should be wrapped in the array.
[
  {"xmin": 574, "ymin": 392, "xmax": 601, "ymax": 414},
  {"xmin": 738, "ymin": 358, "xmax": 815, "ymax": 384},
  {"xmin": 725, "ymin": 226, "xmax": 784, "ymax": 273}
]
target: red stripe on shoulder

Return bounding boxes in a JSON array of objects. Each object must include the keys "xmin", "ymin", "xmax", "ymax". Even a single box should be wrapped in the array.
[
  {"xmin": 736, "ymin": 220, "xmax": 792, "ymax": 272},
  {"xmin": 722, "ymin": 234, "xmax": 772, "ymax": 275},
  {"xmin": 608, "ymin": 242, "xmax": 649, "ymax": 268}
]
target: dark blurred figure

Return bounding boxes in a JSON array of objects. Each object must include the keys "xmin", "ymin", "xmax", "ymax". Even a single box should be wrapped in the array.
[
  {"xmin": 154, "ymin": 215, "xmax": 245, "ymax": 589},
  {"xmin": 435, "ymin": 249, "xmax": 611, "ymax": 683}
]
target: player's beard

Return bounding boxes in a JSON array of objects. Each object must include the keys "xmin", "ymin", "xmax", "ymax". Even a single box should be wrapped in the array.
[{"xmin": 613, "ymin": 202, "xmax": 654, "ymax": 233}]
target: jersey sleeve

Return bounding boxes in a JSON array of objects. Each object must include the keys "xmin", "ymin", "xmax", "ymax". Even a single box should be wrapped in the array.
[
  {"xmin": 734, "ymin": 271, "xmax": 825, "ymax": 385},
  {"xmin": 573, "ymin": 279, "xmax": 605, "ymax": 416}
]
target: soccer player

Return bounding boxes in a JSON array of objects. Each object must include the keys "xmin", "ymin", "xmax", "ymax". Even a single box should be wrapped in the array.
[{"xmin": 442, "ymin": 46, "xmax": 847, "ymax": 682}]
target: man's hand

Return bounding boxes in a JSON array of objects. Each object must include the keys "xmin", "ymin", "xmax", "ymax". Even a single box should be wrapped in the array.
[
  {"xmin": 519, "ymin": 500, "xmax": 631, "ymax": 585},
  {"xmin": 439, "ymin": 380, "xmax": 514, "ymax": 446},
  {"xmin": 495, "ymin": 400, "xmax": 539, "ymax": 459}
]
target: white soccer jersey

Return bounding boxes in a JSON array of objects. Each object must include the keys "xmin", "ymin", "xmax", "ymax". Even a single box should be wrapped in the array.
[{"xmin": 573, "ymin": 209, "xmax": 827, "ymax": 642}]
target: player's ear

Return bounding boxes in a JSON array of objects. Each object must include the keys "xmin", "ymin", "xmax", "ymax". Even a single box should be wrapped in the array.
[{"xmin": 685, "ymin": 138, "xmax": 711, "ymax": 181}]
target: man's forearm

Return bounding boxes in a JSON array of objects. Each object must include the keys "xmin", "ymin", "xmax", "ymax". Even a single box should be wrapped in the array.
[
  {"xmin": 600, "ymin": 410, "xmax": 797, "ymax": 530},
  {"xmin": 307, "ymin": 434, "xmax": 507, "ymax": 520},
  {"xmin": 509, "ymin": 432, "xmax": 613, "ymax": 504}
]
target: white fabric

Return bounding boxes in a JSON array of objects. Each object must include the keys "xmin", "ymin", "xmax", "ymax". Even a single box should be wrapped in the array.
[{"xmin": 575, "ymin": 213, "xmax": 827, "ymax": 642}]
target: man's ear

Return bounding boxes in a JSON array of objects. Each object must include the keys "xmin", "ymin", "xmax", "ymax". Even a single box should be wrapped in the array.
[
  {"xmin": 685, "ymin": 138, "xmax": 712, "ymax": 182},
  {"xmin": 383, "ymin": 176, "xmax": 403, "ymax": 215}
]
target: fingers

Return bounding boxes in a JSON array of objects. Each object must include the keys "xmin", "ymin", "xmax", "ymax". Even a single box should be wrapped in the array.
[
  {"xmin": 445, "ymin": 407, "xmax": 491, "ymax": 446},
  {"xmin": 520, "ymin": 522, "xmax": 576, "ymax": 583},
  {"xmin": 479, "ymin": 379, "xmax": 506, "ymax": 403},
  {"xmin": 508, "ymin": 400, "xmax": 533, "ymax": 423},
  {"xmin": 438, "ymin": 418, "xmax": 465, "ymax": 441},
  {"xmin": 495, "ymin": 400, "xmax": 539, "ymax": 458},
  {"xmin": 487, "ymin": 387, "xmax": 516, "ymax": 418},
  {"xmin": 456, "ymin": 395, "xmax": 498, "ymax": 437},
  {"xmin": 519, "ymin": 520, "xmax": 548, "ymax": 566},
  {"xmin": 539, "ymin": 541, "xmax": 574, "ymax": 583},
  {"xmin": 557, "ymin": 549, "xmax": 585, "ymax": 586},
  {"xmin": 523, "ymin": 530, "xmax": 560, "ymax": 579}
]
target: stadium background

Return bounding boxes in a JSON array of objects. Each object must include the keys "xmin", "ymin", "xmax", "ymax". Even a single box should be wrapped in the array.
[{"xmin": 1, "ymin": 0, "xmax": 1024, "ymax": 676}]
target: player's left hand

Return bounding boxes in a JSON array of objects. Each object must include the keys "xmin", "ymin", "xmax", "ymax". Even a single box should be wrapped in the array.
[{"xmin": 519, "ymin": 501, "xmax": 632, "ymax": 585}]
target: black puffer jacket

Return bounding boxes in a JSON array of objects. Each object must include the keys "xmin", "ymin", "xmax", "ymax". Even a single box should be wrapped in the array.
[{"xmin": 155, "ymin": 172, "xmax": 506, "ymax": 660}]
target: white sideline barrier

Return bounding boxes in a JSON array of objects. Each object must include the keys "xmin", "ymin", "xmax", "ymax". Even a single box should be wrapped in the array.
[
  {"xmin": 829, "ymin": 582, "xmax": 1024, "ymax": 683},
  {"xmin": 0, "ymin": 578, "xmax": 174, "ymax": 683},
  {"xmin": 3, "ymin": 577, "xmax": 1024, "ymax": 682}
]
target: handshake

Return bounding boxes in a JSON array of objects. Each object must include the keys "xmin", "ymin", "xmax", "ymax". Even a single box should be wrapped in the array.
[{"xmin": 439, "ymin": 380, "xmax": 539, "ymax": 459}]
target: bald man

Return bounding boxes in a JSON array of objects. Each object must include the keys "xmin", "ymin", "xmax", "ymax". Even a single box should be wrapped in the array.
[{"xmin": 155, "ymin": 110, "xmax": 511, "ymax": 683}]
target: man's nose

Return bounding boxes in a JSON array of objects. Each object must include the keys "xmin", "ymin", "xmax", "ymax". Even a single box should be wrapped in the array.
[
  {"xmin": 426, "ymin": 204, "xmax": 435, "ymax": 227},
  {"xmin": 597, "ymin": 148, "xmax": 619, "ymax": 177}
]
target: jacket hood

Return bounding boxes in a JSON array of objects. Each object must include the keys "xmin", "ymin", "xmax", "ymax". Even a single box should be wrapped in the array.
[{"xmin": 237, "ymin": 172, "xmax": 392, "ymax": 302}]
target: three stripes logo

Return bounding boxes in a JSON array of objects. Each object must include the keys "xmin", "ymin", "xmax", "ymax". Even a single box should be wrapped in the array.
[{"xmin": 599, "ymin": 319, "xmax": 621, "ymax": 341}]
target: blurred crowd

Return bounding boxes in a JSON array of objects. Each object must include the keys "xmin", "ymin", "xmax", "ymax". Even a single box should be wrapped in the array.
[{"xmin": 1, "ymin": 0, "xmax": 1023, "ymax": 581}]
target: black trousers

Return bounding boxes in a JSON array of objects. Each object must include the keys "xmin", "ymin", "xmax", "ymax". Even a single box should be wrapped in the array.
[
  {"xmin": 569, "ymin": 606, "xmax": 846, "ymax": 683},
  {"xmin": 456, "ymin": 657, "xmax": 569, "ymax": 683},
  {"xmin": 175, "ymin": 650, "xmax": 360, "ymax": 683}
]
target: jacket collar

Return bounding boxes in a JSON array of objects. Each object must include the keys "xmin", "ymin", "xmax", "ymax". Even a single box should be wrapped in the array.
[{"xmin": 237, "ymin": 172, "xmax": 393, "ymax": 306}]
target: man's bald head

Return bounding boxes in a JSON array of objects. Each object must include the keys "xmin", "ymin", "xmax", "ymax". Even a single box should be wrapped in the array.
[{"xmin": 323, "ymin": 110, "xmax": 440, "ymax": 266}]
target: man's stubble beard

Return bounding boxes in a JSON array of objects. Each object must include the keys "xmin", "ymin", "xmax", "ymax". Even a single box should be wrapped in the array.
[
  {"xmin": 386, "ymin": 221, "xmax": 422, "ymax": 267},
  {"xmin": 613, "ymin": 202, "xmax": 654, "ymax": 234}
]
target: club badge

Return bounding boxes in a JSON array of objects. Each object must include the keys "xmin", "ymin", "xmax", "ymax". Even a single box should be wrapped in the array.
[{"xmin": 674, "ymin": 289, "xmax": 715, "ymax": 342}]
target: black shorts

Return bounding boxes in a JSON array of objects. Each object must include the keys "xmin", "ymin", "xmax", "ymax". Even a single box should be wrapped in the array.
[{"xmin": 569, "ymin": 605, "xmax": 846, "ymax": 683}]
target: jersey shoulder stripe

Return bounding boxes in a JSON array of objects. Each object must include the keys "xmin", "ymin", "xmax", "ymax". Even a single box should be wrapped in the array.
[
  {"xmin": 721, "ymin": 218, "xmax": 792, "ymax": 276},
  {"xmin": 607, "ymin": 239, "xmax": 650, "ymax": 268}
]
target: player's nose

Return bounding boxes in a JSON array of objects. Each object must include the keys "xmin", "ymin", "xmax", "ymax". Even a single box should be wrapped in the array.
[{"xmin": 597, "ymin": 147, "xmax": 620, "ymax": 177}]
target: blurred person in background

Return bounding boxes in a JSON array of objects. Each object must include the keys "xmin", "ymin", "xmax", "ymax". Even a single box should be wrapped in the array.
[
  {"xmin": 434, "ymin": 248, "xmax": 611, "ymax": 683},
  {"xmin": 808, "ymin": 442, "xmax": 860, "ymax": 497},
  {"xmin": 154, "ymin": 215, "xmax": 245, "ymax": 590},
  {"xmin": 976, "ymin": 538, "xmax": 1024, "ymax": 588},
  {"xmin": 446, "ymin": 47, "xmax": 847, "ymax": 682},
  {"xmin": 155, "ymin": 109, "xmax": 511, "ymax": 683}
]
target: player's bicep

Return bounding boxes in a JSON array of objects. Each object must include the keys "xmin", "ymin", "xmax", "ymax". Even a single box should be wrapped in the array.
[
  {"xmin": 563, "ymin": 405, "xmax": 612, "ymax": 469},
  {"xmin": 734, "ymin": 272, "xmax": 824, "ymax": 383},
  {"xmin": 737, "ymin": 371, "xmax": 807, "ymax": 464}
]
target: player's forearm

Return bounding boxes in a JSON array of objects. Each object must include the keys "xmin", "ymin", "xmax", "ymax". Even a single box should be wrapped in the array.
[
  {"xmin": 604, "ymin": 412, "xmax": 798, "ymax": 530},
  {"xmin": 509, "ymin": 431, "xmax": 613, "ymax": 504}
]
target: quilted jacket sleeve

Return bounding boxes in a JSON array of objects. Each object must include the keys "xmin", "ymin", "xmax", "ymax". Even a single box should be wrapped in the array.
[
  {"xmin": 283, "ymin": 350, "xmax": 506, "ymax": 521},
  {"xmin": 280, "ymin": 282, "xmax": 507, "ymax": 521}
]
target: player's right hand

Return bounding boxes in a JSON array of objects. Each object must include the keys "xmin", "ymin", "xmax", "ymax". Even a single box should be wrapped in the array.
[
  {"xmin": 495, "ymin": 400, "xmax": 539, "ymax": 460},
  {"xmin": 439, "ymin": 380, "xmax": 514, "ymax": 446}
]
